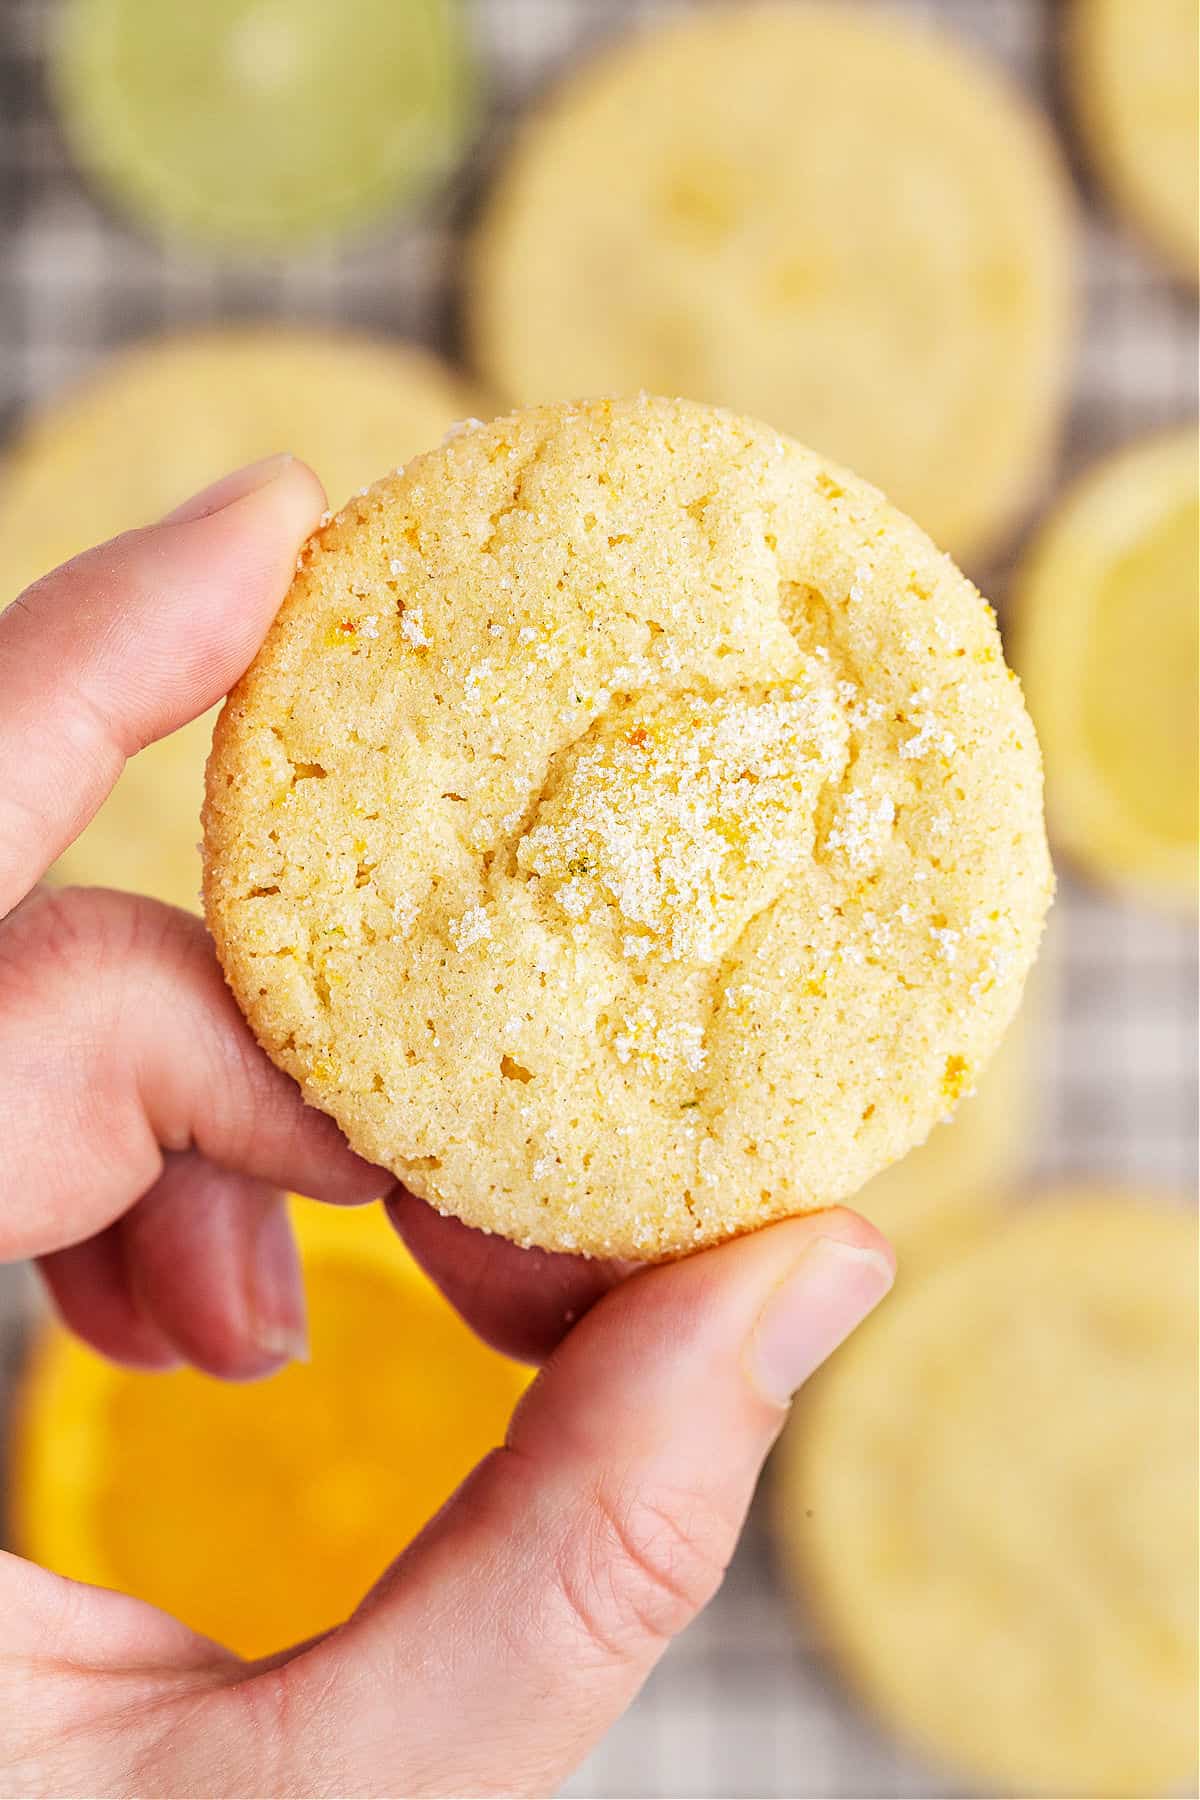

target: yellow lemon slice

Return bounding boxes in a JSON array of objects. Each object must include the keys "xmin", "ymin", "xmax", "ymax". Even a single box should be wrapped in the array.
[
  {"xmin": 1071, "ymin": 0, "xmax": 1199, "ymax": 280},
  {"xmin": 52, "ymin": 0, "xmax": 476, "ymax": 251},
  {"xmin": 1015, "ymin": 429, "xmax": 1198, "ymax": 908},
  {"xmin": 774, "ymin": 1192, "xmax": 1199, "ymax": 1799},
  {"xmin": 0, "ymin": 328, "xmax": 485, "ymax": 911},
  {"xmin": 11, "ymin": 1198, "xmax": 529, "ymax": 1659}
]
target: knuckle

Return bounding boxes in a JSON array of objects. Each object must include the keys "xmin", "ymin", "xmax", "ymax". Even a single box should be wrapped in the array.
[
  {"xmin": 0, "ymin": 883, "xmax": 199, "ymax": 1013},
  {"xmin": 557, "ymin": 1479, "xmax": 733, "ymax": 1661},
  {"xmin": 0, "ymin": 882, "xmax": 154, "ymax": 1004},
  {"xmin": 213, "ymin": 1667, "xmax": 298, "ymax": 1795}
]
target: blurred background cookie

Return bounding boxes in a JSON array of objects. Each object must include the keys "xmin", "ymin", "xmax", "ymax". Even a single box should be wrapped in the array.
[
  {"xmin": 0, "ymin": 328, "xmax": 485, "ymax": 910},
  {"xmin": 1015, "ymin": 427, "xmax": 1198, "ymax": 909},
  {"xmin": 11, "ymin": 1198, "xmax": 529, "ymax": 1657},
  {"xmin": 51, "ymin": 0, "xmax": 477, "ymax": 251},
  {"xmin": 774, "ymin": 1192, "xmax": 1199, "ymax": 1799},
  {"xmin": 1069, "ymin": 0, "xmax": 1199, "ymax": 281},
  {"xmin": 470, "ymin": 1, "xmax": 1076, "ymax": 566},
  {"xmin": 853, "ymin": 976, "xmax": 1040, "ymax": 1254}
]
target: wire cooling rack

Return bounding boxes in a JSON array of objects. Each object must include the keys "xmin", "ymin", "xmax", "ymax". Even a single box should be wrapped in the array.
[{"xmin": 0, "ymin": 3, "xmax": 1196, "ymax": 1796}]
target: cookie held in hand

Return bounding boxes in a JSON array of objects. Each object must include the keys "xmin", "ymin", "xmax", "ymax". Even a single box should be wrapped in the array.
[{"xmin": 203, "ymin": 397, "xmax": 1051, "ymax": 1258}]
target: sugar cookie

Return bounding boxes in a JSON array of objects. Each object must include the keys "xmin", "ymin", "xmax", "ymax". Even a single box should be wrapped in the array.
[
  {"xmin": 774, "ymin": 1192, "xmax": 1199, "ymax": 1798},
  {"xmin": 470, "ymin": 2, "xmax": 1075, "ymax": 564},
  {"xmin": 0, "ymin": 329, "xmax": 483, "ymax": 911},
  {"xmin": 1070, "ymin": 0, "xmax": 1199, "ymax": 280},
  {"xmin": 204, "ymin": 397, "xmax": 1050, "ymax": 1258}
]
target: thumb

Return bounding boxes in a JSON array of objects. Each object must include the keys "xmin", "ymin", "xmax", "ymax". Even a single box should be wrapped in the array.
[{"xmin": 277, "ymin": 1209, "xmax": 893, "ymax": 1797}]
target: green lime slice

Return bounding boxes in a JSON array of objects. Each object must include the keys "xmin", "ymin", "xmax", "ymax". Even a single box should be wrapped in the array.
[{"xmin": 53, "ymin": 0, "xmax": 476, "ymax": 251}]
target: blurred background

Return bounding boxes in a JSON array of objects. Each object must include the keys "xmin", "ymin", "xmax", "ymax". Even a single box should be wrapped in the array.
[{"xmin": 0, "ymin": 2, "xmax": 1196, "ymax": 1796}]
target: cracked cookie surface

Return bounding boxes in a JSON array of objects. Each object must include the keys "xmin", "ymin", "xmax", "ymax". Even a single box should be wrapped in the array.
[{"xmin": 203, "ymin": 396, "xmax": 1051, "ymax": 1257}]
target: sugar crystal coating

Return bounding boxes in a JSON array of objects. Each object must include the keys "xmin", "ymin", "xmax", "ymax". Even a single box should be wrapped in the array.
[{"xmin": 203, "ymin": 396, "xmax": 1052, "ymax": 1258}]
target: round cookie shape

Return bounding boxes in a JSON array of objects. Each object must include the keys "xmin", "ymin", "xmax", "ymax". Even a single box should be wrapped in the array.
[
  {"xmin": 0, "ymin": 327, "xmax": 484, "ymax": 912},
  {"xmin": 469, "ymin": 2, "xmax": 1075, "ymax": 565},
  {"xmin": 203, "ymin": 397, "xmax": 1051, "ymax": 1259},
  {"xmin": 1070, "ymin": 0, "xmax": 1199, "ymax": 281},
  {"xmin": 0, "ymin": 328, "xmax": 485, "ymax": 600},
  {"xmin": 773, "ymin": 1193, "xmax": 1199, "ymax": 1798}
]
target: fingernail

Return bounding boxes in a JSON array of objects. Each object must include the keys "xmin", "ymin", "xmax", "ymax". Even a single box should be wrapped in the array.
[
  {"xmin": 247, "ymin": 1203, "xmax": 310, "ymax": 1365},
  {"xmin": 750, "ymin": 1236, "xmax": 893, "ymax": 1406},
  {"xmin": 165, "ymin": 453, "xmax": 295, "ymax": 524}
]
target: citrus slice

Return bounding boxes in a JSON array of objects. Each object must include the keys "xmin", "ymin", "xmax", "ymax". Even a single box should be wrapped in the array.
[
  {"xmin": 774, "ymin": 1191, "xmax": 1199, "ymax": 1798},
  {"xmin": 11, "ymin": 1198, "xmax": 529, "ymax": 1659},
  {"xmin": 0, "ymin": 328, "xmax": 485, "ymax": 911},
  {"xmin": 1070, "ymin": 0, "xmax": 1199, "ymax": 281},
  {"xmin": 52, "ymin": 0, "xmax": 475, "ymax": 251},
  {"xmin": 1015, "ymin": 429, "xmax": 1198, "ymax": 907}
]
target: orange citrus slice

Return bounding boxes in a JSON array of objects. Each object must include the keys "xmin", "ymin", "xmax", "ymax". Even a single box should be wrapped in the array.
[{"xmin": 11, "ymin": 1199, "xmax": 529, "ymax": 1658}]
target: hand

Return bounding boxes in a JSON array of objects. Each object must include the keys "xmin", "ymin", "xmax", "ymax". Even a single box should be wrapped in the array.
[{"xmin": 0, "ymin": 455, "xmax": 894, "ymax": 1799}]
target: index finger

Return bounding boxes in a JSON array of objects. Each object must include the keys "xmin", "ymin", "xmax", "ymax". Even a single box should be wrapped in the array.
[{"xmin": 0, "ymin": 454, "xmax": 324, "ymax": 919}]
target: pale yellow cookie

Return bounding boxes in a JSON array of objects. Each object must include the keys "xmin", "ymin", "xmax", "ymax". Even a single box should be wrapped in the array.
[
  {"xmin": 1014, "ymin": 428, "xmax": 1198, "ymax": 909},
  {"xmin": 0, "ymin": 329, "xmax": 484, "ymax": 911},
  {"xmin": 773, "ymin": 1192, "xmax": 1199, "ymax": 1798},
  {"xmin": 469, "ymin": 2, "xmax": 1075, "ymax": 565},
  {"xmin": 203, "ymin": 396, "xmax": 1050, "ymax": 1259},
  {"xmin": 1070, "ymin": 0, "xmax": 1200, "ymax": 280}
]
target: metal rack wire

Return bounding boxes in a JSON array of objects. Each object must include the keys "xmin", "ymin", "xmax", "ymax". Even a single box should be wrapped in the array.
[{"xmin": 0, "ymin": 3, "xmax": 1195, "ymax": 1794}]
